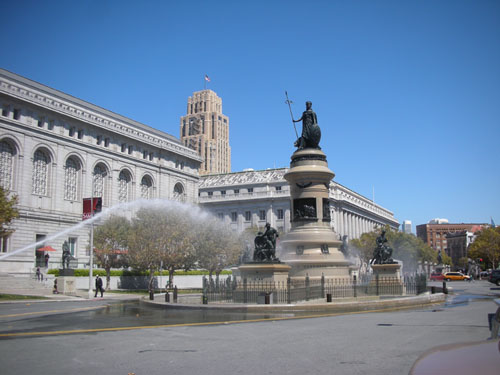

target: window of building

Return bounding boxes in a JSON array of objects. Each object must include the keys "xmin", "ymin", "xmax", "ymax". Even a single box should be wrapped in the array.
[
  {"xmin": 277, "ymin": 209, "xmax": 284, "ymax": 220},
  {"xmin": 140, "ymin": 175, "xmax": 153, "ymax": 199},
  {"xmin": 93, "ymin": 164, "xmax": 108, "ymax": 205},
  {"xmin": 217, "ymin": 213, "xmax": 224, "ymax": 220},
  {"xmin": 1, "ymin": 107, "xmax": 8, "ymax": 117},
  {"xmin": 221, "ymin": 190, "xmax": 226, "ymax": 195},
  {"xmin": 245, "ymin": 211, "xmax": 251, "ymax": 222},
  {"xmin": 128, "ymin": 145, "xmax": 133, "ymax": 155},
  {"xmin": 69, "ymin": 127, "xmax": 75, "ymax": 137},
  {"xmin": 97, "ymin": 135, "xmax": 102, "ymax": 145},
  {"xmin": 32, "ymin": 149, "xmax": 49, "ymax": 196},
  {"xmin": 275, "ymin": 186, "xmax": 282, "ymax": 191},
  {"xmin": 37, "ymin": 117, "xmax": 45, "ymax": 128},
  {"xmin": 13, "ymin": 109, "xmax": 20, "ymax": 120},
  {"xmin": 48, "ymin": 120, "xmax": 55, "ymax": 130},
  {"xmin": 35, "ymin": 234, "xmax": 46, "ymax": 267},
  {"xmin": 104, "ymin": 138, "xmax": 110, "ymax": 147},
  {"xmin": 259, "ymin": 210, "xmax": 266, "ymax": 221},
  {"xmin": 68, "ymin": 237, "xmax": 77, "ymax": 256},
  {"xmin": 231, "ymin": 212, "xmax": 237, "ymax": 222},
  {"xmin": 121, "ymin": 143, "xmax": 126, "ymax": 152},
  {"xmin": 248, "ymin": 188, "xmax": 253, "ymax": 194},
  {"xmin": 0, "ymin": 141, "xmax": 14, "ymax": 190},
  {"xmin": 64, "ymin": 157, "xmax": 79, "ymax": 201},
  {"xmin": 118, "ymin": 170, "xmax": 131, "ymax": 202},
  {"xmin": 234, "ymin": 189, "xmax": 239, "ymax": 195},
  {"xmin": 149, "ymin": 153, "xmax": 153, "ymax": 161},
  {"xmin": 77, "ymin": 129, "xmax": 84, "ymax": 140},
  {"xmin": 0, "ymin": 235, "xmax": 8, "ymax": 252}
]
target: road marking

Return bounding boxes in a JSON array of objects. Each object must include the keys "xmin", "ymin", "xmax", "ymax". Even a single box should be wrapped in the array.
[
  {"xmin": 0, "ymin": 305, "xmax": 107, "ymax": 318},
  {"xmin": 0, "ymin": 305, "xmax": 424, "ymax": 338}
]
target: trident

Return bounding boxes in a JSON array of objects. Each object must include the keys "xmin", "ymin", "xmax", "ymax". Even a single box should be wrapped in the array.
[{"xmin": 285, "ymin": 91, "xmax": 299, "ymax": 139}]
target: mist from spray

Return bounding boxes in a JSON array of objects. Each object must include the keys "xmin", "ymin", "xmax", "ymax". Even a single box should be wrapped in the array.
[{"xmin": 0, "ymin": 198, "xmax": 214, "ymax": 261}]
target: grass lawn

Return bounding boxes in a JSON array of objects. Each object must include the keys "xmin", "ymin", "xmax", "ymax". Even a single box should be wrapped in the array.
[{"xmin": 0, "ymin": 294, "xmax": 49, "ymax": 300}]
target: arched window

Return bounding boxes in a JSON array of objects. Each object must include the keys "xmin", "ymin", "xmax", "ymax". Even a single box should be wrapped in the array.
[
  {"xmin": 32, "ymin": 149, "xmax": 50, "ymax": 196},
  {"xmin": 64, "ymin": 157, "xmax": 80, "ymax": 201},
  {"xmin": 173, "ymin": 182, "xmax": 185, "ymax": 202},
  {"xmin": 0, "ymin": 141, "xmax": 14, "ymax": 190},
  {"xmin": 140, "ymin": 175, "xmax": 153, "ymax": 199},
  {"xmin": 93, "ymin": 164, "xmax": 108, "ymax": 203},
  {"xmin": 118, "ymin": 170, "xmax": 131, "ymax": 202}
]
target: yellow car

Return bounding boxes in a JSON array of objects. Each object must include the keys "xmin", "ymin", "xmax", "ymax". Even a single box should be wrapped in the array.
[{"xmin": 443, "ymin": 272, "xmax": 471, "ymax": 281}]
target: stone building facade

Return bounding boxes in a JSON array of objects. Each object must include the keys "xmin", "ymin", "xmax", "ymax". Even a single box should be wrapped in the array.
[
  {"xmin": 180, "ymin": 89, "xmax": 231, "ymax": 175},
  {"xmin": 198, "ymin": 168, "xmax": 399, "ymax": 240},
  {"xmin": 0, "ymin": 69, "xmax": 202, "ymax": 273}
]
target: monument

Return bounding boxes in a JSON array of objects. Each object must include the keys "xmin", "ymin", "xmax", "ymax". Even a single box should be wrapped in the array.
[
  {"xmin": 279, "ymin": 99, "xmax": 352, "ymax": 282},
  {"xmin": 58, "ymin": 240, "xmax": 76, "ymax": 295},
  {"xmin": 238, "ymin": 223, "xmax": 291, "ymax": 283},
  {"xmin": 369, "ymin": 230, "xmax": 403, "ymax": 293}
]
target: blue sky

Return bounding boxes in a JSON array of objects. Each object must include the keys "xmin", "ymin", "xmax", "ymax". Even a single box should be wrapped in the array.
[{"xmin": 1, "ymin": 0, "xmax": 499, "ymax": 230}]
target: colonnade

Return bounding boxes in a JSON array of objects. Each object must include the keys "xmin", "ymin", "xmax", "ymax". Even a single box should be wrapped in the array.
[{"xmin": 332, "ymin": 207, "xmax": 384, "ymax": 240}]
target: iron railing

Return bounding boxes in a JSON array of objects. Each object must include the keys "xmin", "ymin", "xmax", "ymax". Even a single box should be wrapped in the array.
[{"xmin": 202, "ymin": 274, "xmax": 427, "ymax": 305}]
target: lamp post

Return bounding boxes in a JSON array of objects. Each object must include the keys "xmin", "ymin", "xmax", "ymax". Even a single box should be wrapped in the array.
[{"xmin": 88, "ymin": 177, "xmax": 95, "ymax": 299}]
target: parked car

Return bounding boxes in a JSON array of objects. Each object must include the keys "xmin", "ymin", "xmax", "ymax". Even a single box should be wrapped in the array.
[
  {"xmin": 443, "ymin": 272, "xmax": 471, "ymax": 281},
  {"xmin": 480, "ymin": 271, "xmax": 490, "ymax": 279},
  {"xmin": 430, "ymin": 272, "xmax": 445, "ymax": 281},
  {"xmin": 488, "ymin": 270, "xmax": 500, "ymax": 286}
]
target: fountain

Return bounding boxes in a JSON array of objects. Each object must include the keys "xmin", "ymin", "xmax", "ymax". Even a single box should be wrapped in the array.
[{"xmin": 237, "ymin": 100, "xmax": 352, "ymax": 283}]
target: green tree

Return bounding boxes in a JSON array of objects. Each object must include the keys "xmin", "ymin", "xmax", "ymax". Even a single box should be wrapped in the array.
[
  {"xmin": 93, "ymin": 215, "xmax": 130, "ymax": 290},
  {"xmin": 127, "ymin": 206, "xmax": 198, "ymax": 291},
  {"xmin": 468, "ymin": 227, "xmax": 500, "ymax": 269},
  {"xmin": 350, "ymin": 225, "xmax": 437, "ymax": 272},
  {"xmin": 0, "ymin": 187, "xmax": 18, "ymax": 239},
  {"xmin": 194, "ymin": 216, "xmax": 242, "ymax": 277}
]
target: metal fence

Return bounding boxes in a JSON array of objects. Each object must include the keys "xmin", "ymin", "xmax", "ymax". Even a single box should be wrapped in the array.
[{"xmin": 202, "ymin": 274, "xmax": 427, "ymax": 305}]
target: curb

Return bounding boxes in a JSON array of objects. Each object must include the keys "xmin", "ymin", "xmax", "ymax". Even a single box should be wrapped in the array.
[{"xmin": 142, "ymin": 293, "xmax": 446, "ymax": 313}]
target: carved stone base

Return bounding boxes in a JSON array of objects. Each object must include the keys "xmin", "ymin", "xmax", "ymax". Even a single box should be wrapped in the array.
[
  {"xmin": 59, "ymin": 268, "xmax": 75, "ymax": 276},
  {"xmin": 238, "ymin": 262, "xmax": 291, "ymax": 284},
  {"xmin": 370, "ymin": 264, "xmax": 404, "ymax": 295},
  {"xmin": 57, "ymin": 276, "xmax": 76, "ymax": 295}
]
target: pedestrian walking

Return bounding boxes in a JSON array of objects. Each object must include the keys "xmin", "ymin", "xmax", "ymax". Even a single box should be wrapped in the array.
[
  {"xmin": 44, "ymin": 253, "xmax": 49, "ymax": 267},
  {"xmin": 52, "ymin": 279, "xmax": 58, "ymax": 294},
  {"xmin": 95, "ymin": 275, "xmax": 104, "ymax": 298},
  {"xmin": 36, "ymin": 267, "xmax": 41, "ymax": 281}
]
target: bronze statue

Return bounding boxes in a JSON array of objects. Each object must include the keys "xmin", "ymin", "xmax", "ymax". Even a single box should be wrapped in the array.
[
  {"xmin": 253, "ymin": 223, "xmax": 279, "ymax": 262},
  {"xmin": 293, "ymin": 101, "xmax": 321, "ymax": 150},
  {"xmin": 370, "ymin": 230, "xmax": 395, "ymax": 265},
  {"xmin": 62, "ymin": 241, "xmax": 72, "ymax": 269}
]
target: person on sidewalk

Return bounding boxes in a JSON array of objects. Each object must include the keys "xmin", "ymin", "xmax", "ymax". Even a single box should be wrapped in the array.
[
  {"xmin": 95, "ymin": 275, "xmax": 104, "ymax": 298},
  {"xmin": 44, "ymin": 253, "xmax": 49, "ymax": 268},
  {"xmin": 36, "ymin": 267, "xmax": 41, "ymax": 281}
]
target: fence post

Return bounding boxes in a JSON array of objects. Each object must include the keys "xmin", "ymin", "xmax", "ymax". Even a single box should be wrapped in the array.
[
  {"xmin": 321, "ymin": 273, "xmax": 325, "ymax": 298},
  {"xmin": 287, "ymin": 276, "xmax": 291, "ymax": 304},
  {"xmin": 353, "ymin": 275, "xmax": 357, "ymax": 298},
  {"xmin": 305, "ymin": 274, "xmax": 310, "ymax": 301},
  {"xmin": 376, "ymin": 273, "xmax": 379, "ymax": 296},
  {"xmin": 243, "ymin": 277, "xmax": 248, "ymax": 304}
]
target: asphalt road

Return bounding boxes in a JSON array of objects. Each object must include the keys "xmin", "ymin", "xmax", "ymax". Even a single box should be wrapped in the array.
[{"xmin": 0, "ymin": 280, "xmax": 498, "ymax": 375}]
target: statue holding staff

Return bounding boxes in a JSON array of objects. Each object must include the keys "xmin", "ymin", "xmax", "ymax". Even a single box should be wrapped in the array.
[{"xmin": 291, "ymin": 100, "xmax": 322, "ymax": 150}]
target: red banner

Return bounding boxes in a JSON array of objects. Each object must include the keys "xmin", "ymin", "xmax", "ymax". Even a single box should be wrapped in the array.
[{"xmin": 82, "ymin": 198, "xmax": 102, "ymax": 220}]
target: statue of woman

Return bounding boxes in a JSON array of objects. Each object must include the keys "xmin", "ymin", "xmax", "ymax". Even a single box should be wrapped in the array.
[{"xmin": 293, "ymin": 101, "xmax": 321, "ymax": 149}]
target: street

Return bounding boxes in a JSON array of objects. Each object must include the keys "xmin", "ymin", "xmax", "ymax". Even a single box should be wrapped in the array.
[{"xmin": 0, "ymin": 280, "xmax": 498, "ymax": 375}]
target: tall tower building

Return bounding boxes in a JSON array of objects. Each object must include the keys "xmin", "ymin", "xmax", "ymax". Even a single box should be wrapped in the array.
[{"xmin": 180, "ymin": 89, "xmax": 231, "ymax": 175}]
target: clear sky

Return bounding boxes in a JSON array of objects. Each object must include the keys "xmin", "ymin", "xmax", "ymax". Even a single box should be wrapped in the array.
[{"xmin": 1, "ymin": 0, "xmax": 499, "ymax": 230}]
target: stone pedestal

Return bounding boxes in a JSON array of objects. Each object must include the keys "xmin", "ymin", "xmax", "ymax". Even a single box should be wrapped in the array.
[
  {"xmin": 279, "ymin": 148, "xmax": 351, "ymax": 281},
  {"xmin": 57, "ymin": 276, "xmax": 76, "ymax": 295},
  {"xmin": 238, "ymin": 262, "xmax": 291, "ymax": 284},
  {"xmin": 59, "ymin": 268, "xmax": 74, "ymax": 277},
  {"xmin": 370, "ymin": 263, "xmax": 404, "ymax": 295}
]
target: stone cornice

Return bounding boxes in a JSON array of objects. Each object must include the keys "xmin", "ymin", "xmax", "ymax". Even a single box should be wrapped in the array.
[{"xmin": 0, "ymin": 69, "xmax": 202, "ymax": 163}]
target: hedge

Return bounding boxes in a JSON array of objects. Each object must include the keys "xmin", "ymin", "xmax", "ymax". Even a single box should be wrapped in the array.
[{"xmin": 47, "ymin": 269, "xmax": 232, "ymax": 277}]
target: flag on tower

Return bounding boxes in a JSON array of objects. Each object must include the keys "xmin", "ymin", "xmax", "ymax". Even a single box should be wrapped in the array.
[{"xmin": 204, "ymin": 74, "xmax": 210, "ymax": 82}]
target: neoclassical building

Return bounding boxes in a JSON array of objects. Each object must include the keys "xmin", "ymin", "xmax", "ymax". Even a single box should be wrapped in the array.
[
  {"xmin": 198, "ymin": 168, "xmax": 399, "ymax": 241},
  {"xmin": 0, "ymin": 69, "xmax": 202, "ymax": 273}
]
